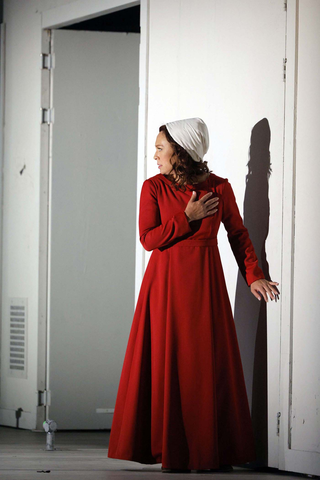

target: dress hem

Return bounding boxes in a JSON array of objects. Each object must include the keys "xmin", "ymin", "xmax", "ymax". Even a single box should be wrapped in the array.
[{"xmin": 107, "ymin": 450, "xmax": 256, "ymax": 470}]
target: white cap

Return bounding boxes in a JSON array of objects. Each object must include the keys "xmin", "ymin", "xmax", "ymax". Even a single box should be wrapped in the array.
[{"xmin": 165, "ymin": 117, "xmax": 209, "ymax": 162}]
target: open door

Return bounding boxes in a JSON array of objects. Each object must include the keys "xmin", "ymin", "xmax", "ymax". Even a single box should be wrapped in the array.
[{"xmin": 38, "ymin": 27, "xmax": 140, "ymax": 429}]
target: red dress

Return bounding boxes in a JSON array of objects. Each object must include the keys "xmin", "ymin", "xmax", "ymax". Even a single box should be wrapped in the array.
[{"xmin": 107, "ymin": 173, "xmax": 265, "ymax": 470}]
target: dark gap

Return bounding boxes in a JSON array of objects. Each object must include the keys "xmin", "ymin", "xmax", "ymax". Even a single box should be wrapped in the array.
[{"xmin": 59, "ymin": 5, "xmax": 140, "ymax": 33}]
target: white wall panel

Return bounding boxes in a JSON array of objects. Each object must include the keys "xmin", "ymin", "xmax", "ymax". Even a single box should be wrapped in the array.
[
  {"xmin": 1, "ymin": 0, "xmax": 45, "ymax": 429},
  {"xmin": 290, "ymin": 0, "xmax": 320, "ymax": 459},
  {"xmin": 146, "ymin": 0, "xmax": 285, "ymax": 467}
]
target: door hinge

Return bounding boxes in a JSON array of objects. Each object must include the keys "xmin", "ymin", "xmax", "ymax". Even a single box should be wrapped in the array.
[
  {"xmin": 41, "ymin": 108, "xmax": 54, "ymax": 124},
  {"xmin": 40, "ymin": 53, "xmax": 54, "ymax": 70},
  {"xmin": 38, "ymin": 390, "xmax": 51, "ymax": 407},
  {"xmin": 283, "ymin": 58, "xmax": 287, "ymax": 82},
  {"xmin": 284, "ymin": 0, "xmax": 287, "ymax": 12},
  {"xmin": 277, "ymin": 411, "xmax": 281, "ymax": 436}
]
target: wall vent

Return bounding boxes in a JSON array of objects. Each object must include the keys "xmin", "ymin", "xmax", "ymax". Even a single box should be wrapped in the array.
[{"xmin": 9, "ymin": 298, "xmax": 27, "ymax": 379}]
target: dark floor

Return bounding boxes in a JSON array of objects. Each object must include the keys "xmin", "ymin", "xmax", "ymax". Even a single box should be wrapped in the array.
[{"xmin": 0, "ymin": 426, "xmax": 312, "ymax": 479}]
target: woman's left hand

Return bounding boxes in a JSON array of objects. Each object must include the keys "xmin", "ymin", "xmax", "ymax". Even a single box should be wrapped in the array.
[{"xmin": 250, "ymin": 279, "xmax": 280, "ymax": 302}]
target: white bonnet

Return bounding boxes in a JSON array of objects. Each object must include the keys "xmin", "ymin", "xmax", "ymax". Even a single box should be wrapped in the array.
[{"xmin": 165, "ymin": 117, "xmax": 209, "ymax": 162}]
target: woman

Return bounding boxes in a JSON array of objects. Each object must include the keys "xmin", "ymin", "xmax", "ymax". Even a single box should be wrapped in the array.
[{"xmin": 107, "ymin": 117, "xmax": 279, "ymax": 473}]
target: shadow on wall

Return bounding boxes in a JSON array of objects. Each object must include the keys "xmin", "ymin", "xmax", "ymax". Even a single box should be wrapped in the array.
[{"xmin": 234, "ymin": 118, "xmax": 272, "ymax": 467}]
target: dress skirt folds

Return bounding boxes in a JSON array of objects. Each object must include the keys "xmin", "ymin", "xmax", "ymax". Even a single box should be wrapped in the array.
[{"xmin": 107, "ymin": 173, "xmax": 265, "ymax": 470}]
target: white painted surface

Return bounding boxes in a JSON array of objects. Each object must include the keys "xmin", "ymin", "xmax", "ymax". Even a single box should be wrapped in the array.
[
  {"xmin": 291, "ymin": 0, "xmax": 320, "ymax": 455},
  {"xmin": 146, "ymin": 0, "xmax": 285, "ymax": 467},
  {"xmin": 0, "ymin": 0, "xmax": 46, "ymax": 430},
  {"xmin": 279, "ymin": 0, "xmax": 320, "ymax": 475},
  {"xmin": 48, "ymin": 29, "xmax": 139, "ymax": 429}
]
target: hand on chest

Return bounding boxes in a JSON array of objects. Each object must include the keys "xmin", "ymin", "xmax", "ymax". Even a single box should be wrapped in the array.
[{"xmin": 158, "ymin": 186, "xmax": 222, "ymax": 237}]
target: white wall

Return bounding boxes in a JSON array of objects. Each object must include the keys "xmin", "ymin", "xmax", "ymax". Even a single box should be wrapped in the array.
[
  {"xmin": 146, "ymin": 0, "xmax": 285, "ymax": 467},
  {"xmin": 278, "ymin": 0, "xmax": 320, "ymax": 475},
  {"xmin": 0, "ymin": 0, "xmax": 76, "ymax": 429},
  {"xmin": 146, "ymin": 0, "xmax": 283, "ymax": 300}
]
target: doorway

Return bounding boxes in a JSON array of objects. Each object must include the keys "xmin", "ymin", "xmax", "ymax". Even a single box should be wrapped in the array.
[{"xmin": 39, "ymin": 5, "xmax": 140, "ymax": 430}]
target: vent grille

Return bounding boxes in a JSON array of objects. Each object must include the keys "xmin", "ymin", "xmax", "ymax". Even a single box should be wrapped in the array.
[{"xmin": 9, "ymin": 298, "xmax": 27, "ymax": 378}]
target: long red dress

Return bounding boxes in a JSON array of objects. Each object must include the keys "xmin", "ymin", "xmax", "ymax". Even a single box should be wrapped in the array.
[{"xmin": 107, "ymin": 172, "xmax": 265, "ymax": 470}]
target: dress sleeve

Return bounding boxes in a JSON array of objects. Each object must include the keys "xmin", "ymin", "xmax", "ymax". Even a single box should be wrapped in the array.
[
  {"xmin": 221, "ymin": 180, "xmax": 265, "ymax": 286},
  {"xmin": 139, "ymin": 179, "xmax": 192, "ymax": 251}
]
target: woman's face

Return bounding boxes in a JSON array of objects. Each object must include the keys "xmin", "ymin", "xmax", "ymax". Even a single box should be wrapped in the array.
[{"xmin": 154, "ymin": 131, "xmax": 176, "ymax": 175}]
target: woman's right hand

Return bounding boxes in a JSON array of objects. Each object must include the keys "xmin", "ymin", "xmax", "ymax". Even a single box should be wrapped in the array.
[{"xmin": 185, "ymin": 191, "xmax": 219, "ymax": 222}]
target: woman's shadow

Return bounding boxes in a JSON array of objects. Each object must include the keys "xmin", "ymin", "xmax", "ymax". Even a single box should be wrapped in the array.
[{"xmin": 234, "ymin": 118, "xmax": 272, "ymax": 467}]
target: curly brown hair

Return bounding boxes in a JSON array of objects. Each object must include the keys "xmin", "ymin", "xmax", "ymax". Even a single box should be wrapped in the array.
[{"xmin": 159, "ymin": 125, "xmax": 211, "ymax": 191}]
